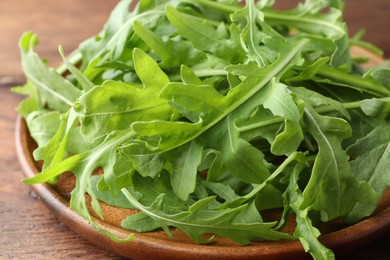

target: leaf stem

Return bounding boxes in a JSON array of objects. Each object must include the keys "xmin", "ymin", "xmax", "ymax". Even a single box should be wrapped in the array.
[
  {"xmin": 193, "ymin": 0, "xmax": 239, "ymax": 14},
  {"xmin": 168, "ymin": 68, "xmax": 227, "ymax": 82},
  {"xmin": 193, "ymin": 0, "xmax": 344, "ymax": 37},
  {"xmin": 237, "ymin": 117, "xmax": 282, "ymax": 133},
  {"xmin": 318, "ymin": 67, "xmax": 390, "ymax": 97},
  {"xmin": 221, "ymin": 151, "xmax": 301, "ymax": 208},
  {"xmin": 56, "ymin": 49, "xmax": 83, "ymax": 75},
  {"xmin": 238, "ymin": 97, "xmax": 390, "ymax": 133},
  {"xmin": 263, "ymin": 11, "xmax": 344, "ymax": 37},
  {"xmin": 194, "ymin": 68, "xmax": 228, "ymax": 77}
]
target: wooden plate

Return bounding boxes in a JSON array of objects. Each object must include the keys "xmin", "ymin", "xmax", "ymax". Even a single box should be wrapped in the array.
[{"xmin": 15, "ymin": 47, "xmax": 390, "ymax": 259}]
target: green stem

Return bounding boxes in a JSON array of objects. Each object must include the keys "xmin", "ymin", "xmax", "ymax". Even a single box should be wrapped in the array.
[
  {"xmin": 237, "ymin": 117, "xmax": 282, "ymax": 133},
  {"xmin": 263, "ymin": 10, "xmax": 344, "ymax": 36},
  {"xmin": 56, "ymin": 49, "xmax": 83, "ymax": 75},
  {"xmin": 238, "ymin": 97, "xmax": 390, "ymax": 133},
  {"xmin": 193, "ymin": 0, "xmax": 238, "ymax": 14},
  {"xmin": 221, "ymin": 151, "xmax": 300, "ymax": 208},
  {"xmin": 193, "ymin": 0, "xmax": 344, "ymax": 37},
  {"xmin": 248, "ymin": 151, "xmax": 301, "ymax": 194},
  {"xmin": 319, "ymin": 97, "xmax": 390, "ymax": 113},
  {"xmin": 194, "ymin": 68, "xmax": 227, "ymax": 77},
  {"xmin": 318, "ymin": 67, "xmax": 390, "ymax": 97},
  {"xmin": 169, "ymin": 68, "xmax": 227, "ymax": 81}
]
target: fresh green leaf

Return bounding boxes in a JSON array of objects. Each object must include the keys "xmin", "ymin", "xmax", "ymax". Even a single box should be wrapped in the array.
[
  {"xmin": 74, "ymin": 48, "xmax": 174, "ymax": 141},
  {"xmin": 59, "ymin": 46, "xmax": 94, "ymax": 91},
  {"xmin": 371, "ymin": 68, "xmax": 390, "ymax": 89},
  {"xmin": 300, "ymin": 106, "xmax": 376, "ymax": 221},
  {"xmin": 121, "ymin": 212, "xmax": 162, "ymax": 232},
  {"xmin": 171, "ymin": 141, "xmax": 202, "ymax": 201},
  {"xmin": 25, "ymin": 111, "xmax": 61, "ymax": 147},
  {"xmin": 345, "ymin": 124, "xmax": 390, "ymax": 222},
  {"xmin": 284, "ymin": 164, "xmax": 335, "ymax": 260},
  {"xmin": 122, "ymin": 190, "xmax": 293, "ymax": 244},
  {"xmin": 19, "ymin": 32, "xmax": 81, "ymax": 111}
]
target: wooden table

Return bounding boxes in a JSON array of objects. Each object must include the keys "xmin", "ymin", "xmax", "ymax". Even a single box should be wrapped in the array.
[{"xmin": 1, "ymin": 0, "xmax": 389, "ymax": 259}]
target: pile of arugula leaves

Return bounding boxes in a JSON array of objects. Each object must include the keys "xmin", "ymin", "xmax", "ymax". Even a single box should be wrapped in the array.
[{"xmin": 14, "ymin": 0, "xmax": 390, "ymax": 259}]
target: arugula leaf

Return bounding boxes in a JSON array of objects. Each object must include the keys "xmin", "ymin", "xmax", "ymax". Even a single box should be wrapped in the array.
[
  {"xmin": 79, "ymin": 0, "xmax": 133, "ymax": 68},
  {"xmin": 12, "ymin": 81, "xmax": 40, "ymax": 117},
  {"xmin": 25, "ymin": 111, "xmax": 61, "ymax": 147},
  {"xmin": 127, "ymin": 38, "xmax": 308, "ymax": 155},
  {"xmin": 220, "ymin": 151, "xmax": 307, "ymax": 209},
  {"xmin": 345, "ymin": 124, "xmax": 390, "ymax": 222},
  {"xmin": 371, "ymin": 68, "xmax": 390, "ymax": 89},
  {"xmin": 121, "ymin": 212, "xmax": 162, "ymax": 232},
  {"xmin": 284, "ymin": 164, "xmax": 336, "ymax": 260},
  {"xmin": 264, "ymin": 3, "xmax": 345, "ymax": 39},
  {"xmin": 32, "ymin": 111, "xmax": 77, "ymax": 173},
  {"xmin": 360, "ymin": 98, "xmax": 390, "ymax": 118},
  {"xmin": 90, "ymin": 176, "xmax": 137, "ymax": 209},
  {"xmin": 74, "ymin": 48, "xmax": 174, "ymax": 141},
  {"xmin": 230, "ymin": 0, "xmax": 270, "ymax": 67},
  {"xmin": 219, "ymin": 115, "xmax": 271, "ymax": 184},
  {"xmin": 170, "ymin": 141, "xmax": 202, "ymax": 201},
  {"xmin": 24, "ymin": 129, "xmax": 137, "ymax": 242},
  {"xmin": 59, "ymin": 46, "xmax": 94, "ymax": 92},
  {"xmin": 130, "ymin": 171, "xmax": 191, "ymax": 212},
  {"xmin": 300, "ymin": 105, "xmax": 376, "ymax": 221},
  {"xmin": 272, "ymin": 119, "xmax": 304, "ymax": 156},
  {"xmin": 166, "ymin": 6, "xmax": 244, "ymax": 63},
  {"xmin": 19, "ymin": 32, "xmax": 81, "ymax": 111},
  {"xmin": 122, "ymin": 190, "xmax": 292, "ymax": 244}
]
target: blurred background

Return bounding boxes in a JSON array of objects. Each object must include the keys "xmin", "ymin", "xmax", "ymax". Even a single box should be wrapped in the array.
[{"xmin": 0, "ymin": 0, "xmax": 118, "ymax": 85}]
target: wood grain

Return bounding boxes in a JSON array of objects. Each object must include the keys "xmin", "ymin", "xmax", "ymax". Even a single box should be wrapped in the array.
[
  {"xmin": 0, "ymin": 0, "xmax": 119, "ymax": 84},
  {"xmin": 1, "ymin": 0, "xmax": 389, "ymax": 259}
]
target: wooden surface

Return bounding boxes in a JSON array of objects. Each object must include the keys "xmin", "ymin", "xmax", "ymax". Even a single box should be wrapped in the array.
[{"xmin": 0, "ymin": 0, "xmax": 389, "ymax": 259}]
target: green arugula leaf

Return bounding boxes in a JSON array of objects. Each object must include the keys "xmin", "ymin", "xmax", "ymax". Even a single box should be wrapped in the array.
[
  {"xmin": 12, "ymin": 81, "xmax": 40, "ymax": 117},
  {"xmin": 171, "ymin": 141, "xmax": 202, "ymax": 201},
  {"xmin": 264, "ymin": 3, "xmax": 345, "ymax": 39},
  {"xmin": 166, "ymin": 6, "xmax": 244, "ymax": 63},
  {"xmin": 25, "ymin": 111, "xmax": 61, "ymax": 147},
  {"xmin": 59, "ymin": 46, "xmax": 94, "ymax": 92},
  {"xmin": 345, "ymin": 124, "xmax": 390, "ymax": 222},
  {"xmin": 284, "ymin": 164, "xmax": 336, "ymax": 260},
  {"xmin": 204, "ymin": 181, "xmax": 240, "ymax": 202},
  {"xmin": 32, "ymin": 111, "xmax": 77, "ymax": 172},
  {"xmin": 130, "ymin": 171, "xmax": 191, "ymax": 212},
  {"xmin": 24, "ymin": 129, "xmax": 137, "ymax": 242},
  {"xmin": 313, "ymin": 66, "xmax": 390, "ymax": 97},
  {"xmin": 74, "ymin": 48, "xmax": 174, "ymax": 141},
  {"xmin": 91, "ymin": 176, "xmax": 137, "ymax": 209},
  {"xmin": 219, "ymin": 115, "xmax": 271, "ymax": 184},
  {"xmin": 122, "ymin": 190, "xmax": 292, "ymax": 244},
  {"xmin": 127, "ymin": 38, "xmax": 308, "ymax": 155},
  {"xmin": 371, "ymin": 68, "xmax": 390, "ymax": 89},
  {"xmin": 19, "ymin": 32, "xmax": 81, "ymax": 111},
  {"xmin": 360, "ymin": 98, "xmax": 390, "ymax": 118},
  {"xmin": 231, "ymin": 0, "xmax": 278, "ymax": 67},
  {"xmin": 121, "ymin": 212, "xmax": 162, "ymax": 232},
  {"xmin": 272, "ymin": 119, "xmax": 304, "ymax": 156},
  {"xmin": 220, "ymin": 151, "xmax": 307, "ymax": 209},
  {"xmin": 300, "ymin": 106, "xmax": 376, "ymax": 221}
]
